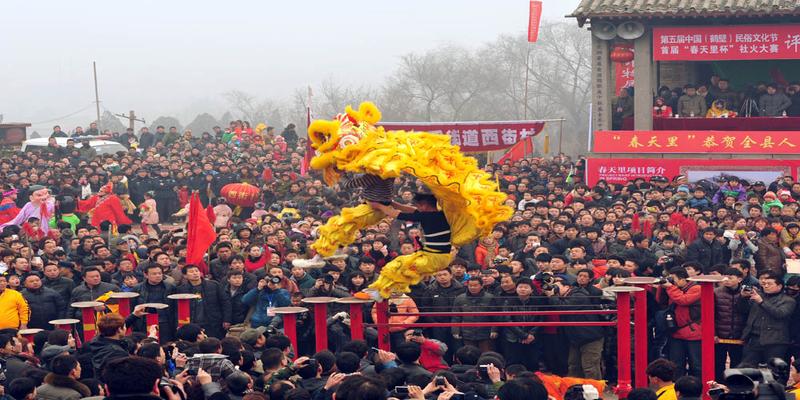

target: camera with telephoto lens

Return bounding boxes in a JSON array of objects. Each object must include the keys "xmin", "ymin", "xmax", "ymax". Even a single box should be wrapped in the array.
[
  {"xmin": 536, "ymin": 272, "xmax": 556, "ymax": 291},
  {"xmin": 719, "ymin": 359, "xmax": 789, "ymax": 400}
]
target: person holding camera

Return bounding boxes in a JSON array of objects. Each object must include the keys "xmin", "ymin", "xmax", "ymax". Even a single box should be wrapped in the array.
[
  {"xmin": 241, "ymin": 275, "xmax": 291, "ymax": 329},
  {"xmin": 403, "ymin": 328, "xmax": 448, "ymax": 372},
  {"xmin": 739, "ymin": 271, "xmax": 796, "ymax": 366},
  {"xmin": 660, "ymin": 266, "xmax": 702, "ymax": 377},
  {"xmin": 714, "ymin": 268, "xmax": 748, "ymax": 380},
  {"xmin": 544, "ymin": 276, "xmax": 605, "ymax": 379}
]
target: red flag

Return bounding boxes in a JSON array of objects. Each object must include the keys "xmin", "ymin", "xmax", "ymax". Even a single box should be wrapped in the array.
[
  {"xmin": 498, "ymin": 136, "xmax": 533, "ymax": 164},
  {"xmin": 186, "ymin": 193, "xmax": 217, "ymax": 265},
  {"xmin": 528, "ymin": 1, "xmax": 543, "ymax": 43},
  {"xmin": 205, "ymin": 205, "xmax": 216, "ymax": 226}
]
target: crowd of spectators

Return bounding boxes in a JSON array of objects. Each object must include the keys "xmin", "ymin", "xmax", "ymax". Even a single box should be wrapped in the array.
[
  {"xmin": 612, "ymin": 75, "xmax": 800, "ymax": 128},
  {"xmin": 2, "ymin": 120, "xmax": 800, "ymax": 399}
]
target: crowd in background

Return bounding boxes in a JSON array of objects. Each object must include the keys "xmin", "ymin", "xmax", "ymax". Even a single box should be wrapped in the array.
[{"xmin": 1, "ymin": 121, "xmax": 800, "ymax": 399}]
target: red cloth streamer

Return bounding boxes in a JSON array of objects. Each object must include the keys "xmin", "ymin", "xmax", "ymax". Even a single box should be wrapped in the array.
[{"xmin": 186, "ymin": 193, "xmax": 217, "ymax": 266}]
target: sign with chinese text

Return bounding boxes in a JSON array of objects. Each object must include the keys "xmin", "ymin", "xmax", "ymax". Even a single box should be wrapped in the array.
[
  {"xmin": 615, "ymin": 44, "xmax": 634, "ymax": 96},
  {"xmin": 653, "ymin": 24, "xmax": 800, "ymax": 61},
  {"xmin": 528, "ymin": 1, "xmax": 543, "ymax": 43},
  {"xmin": 593, "ymin": 130, "xmax": 800, "ymax": 154},
  {"xmin": 586, "ymin": 158, "xmax": 799, "ymax": 186},
  {"xmin": 379, "ymin": 121, "xmax": 546, "ymax": 152}
]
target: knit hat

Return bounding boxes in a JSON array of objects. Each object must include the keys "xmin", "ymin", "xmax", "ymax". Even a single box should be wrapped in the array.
[{"xmin": 764, "ymin": 191, "xmax": 777, "ymax": 200}]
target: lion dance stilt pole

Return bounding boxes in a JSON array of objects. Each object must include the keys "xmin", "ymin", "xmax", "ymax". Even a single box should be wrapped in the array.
[{"xmin": 302, "ymin": 102, "xmax": 513, "ymax": 299}]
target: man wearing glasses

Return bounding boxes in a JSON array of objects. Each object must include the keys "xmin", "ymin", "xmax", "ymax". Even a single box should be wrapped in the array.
[{"xmin": 740, "ymin": 271, "xmax": 796, "ymax": 366}]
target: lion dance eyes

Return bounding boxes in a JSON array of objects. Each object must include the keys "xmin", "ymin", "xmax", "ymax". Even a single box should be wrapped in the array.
[{"xmin": 338, "ymin": 134, "xmax": 361, "ymax": 149}]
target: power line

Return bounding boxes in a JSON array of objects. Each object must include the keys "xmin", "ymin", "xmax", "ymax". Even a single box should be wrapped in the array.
[{"xmin": 30, "ymin": 103, "xmax": 95, "ymax": 125}]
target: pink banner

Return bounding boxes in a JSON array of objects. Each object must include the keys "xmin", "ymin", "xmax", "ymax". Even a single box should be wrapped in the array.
[
  {"xmin": 379, "ymin": 121, "xmax": 545, "ymax": 152},
  {"xmin": 653, "ymin": 24, "xmax": 800, "ymax": 61}
]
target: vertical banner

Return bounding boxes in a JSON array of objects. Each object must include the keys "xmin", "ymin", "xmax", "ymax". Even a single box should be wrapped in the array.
[
  {"xmin": 614, "ymin": 44, "xmax": 635, "ymax": 95},
  {"xmin": 528, "ymin": 1, "xmax": 542, "ymax": 43}
]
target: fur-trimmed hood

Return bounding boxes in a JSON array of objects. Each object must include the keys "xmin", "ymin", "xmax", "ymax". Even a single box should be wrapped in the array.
[{"xmin": 40, "ymin": 372, "xmax": 92, "ymax": 398}]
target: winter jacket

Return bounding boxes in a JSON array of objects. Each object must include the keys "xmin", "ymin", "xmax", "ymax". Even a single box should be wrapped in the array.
[
  {"xmin": 224, "ymin": 283, "xmax": 249, "ymax": 325},
  {"xmin": 44, "ymin": 276, "xmax": 75, "ymax": 305},
  {"xmin": 291, "ymin": 272, "xmax": 316, "ymax": 292},
  {"xmin": 86, "ymin": 335, "xmax": 131, "ymax": 377},
  {"xmin": 712, "ymin": 184, "xmax": 747, "ymax": 204},
  {"xmin": 502, "ymin": 295, "xmax": 544, "ymax": 343},
  {"xmin": 422, "ymin": 280, "xmax": 464, "ymax": 323},
  {"xmin": 665, "ymin": 283, "xmax": 702, "ymax": 341},
  {"xmin": 547, "ymin": 287, "xmax": 606, "ymax": 345},
  {"xmin": 0, "ymin": 289, "xmax": 29, "ymax": 330},
  {"xmin": 685, "ymin": 238, "xmax": 726, "ymax": 272},
  {"xmin": 241, "ymin": 286, "xmax": 290, "ymax": 328},
  {"xmin": 21, "ymin": 286, "xmax": 65, "ymax": 329},
  {"xmin": 417, "ymin": 338, "xmax": 448, "ymax": 372},
  {"xmin": 244, "ymin": 254, "xmax": 268, "ymax": 273},
  {"xmin": 714, "ymin": 285, "xmax": 747, "ymax": 340},
  {"xmin": 740, "ymin": 292, "xmax": 796, "ymax": 345},
  {"xmin": 452, "ymin": 290, "xmax": 497, "ymax": 340},
  {"xmin": 133, "ymin": 280, "xmax": 177, "ymax": 340},
  {"xmin": 759, "ymin": 92, "xmax": 792, "ymax": 116},
  {"xmin": 677, "ymin": 94, "xmax": 708, "ymax": 117},
  {"xmin": 755, "ymin": 238, "xmax": 785, "ymax": 274},
  {"xmin": 36, "ymin": 373, "xmax": 92, "ymax": 400},
  {"xmin": 687, "ymin": 197, "xmax": 711, "ymax": 209},
  {"xmin": 371, "ymin": 295, "xmax": 419, "ymax": 333},
  {"xmin": 69, "ymin": 281, "xmax": 120, "ymax": 319},
  {"xmin": 177, "ymin": 280, "xmax": 232, "ymax": 337},
  {"xmin": 780, "ymin": 229, "xmax": 800, "ymax": 248}
]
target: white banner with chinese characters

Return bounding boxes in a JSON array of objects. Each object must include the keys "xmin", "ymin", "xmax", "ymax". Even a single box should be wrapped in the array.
[{"xmin": 378, "ymin": 121, "xmax": 546, "ymax": 152}]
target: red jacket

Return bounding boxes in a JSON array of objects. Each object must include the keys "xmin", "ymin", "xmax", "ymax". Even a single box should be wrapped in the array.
[
  {"xmin": 418, "ymin": 339, "xmax": 449, "ymax": 372},
  {"xmin": 665, "ymin": 283, "xmax": 702, "ymax": 340}
]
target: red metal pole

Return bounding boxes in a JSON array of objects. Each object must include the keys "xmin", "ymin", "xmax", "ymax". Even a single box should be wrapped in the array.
[
  {"xmin": 350, "ymin": 303, "xmax": 364, "ymax": 341},
  {"xmin": 176, "ymin": 299, "xmax": 191, "ymax": 327},
  {"xmin": 616, "ymin": 291, "xmax": 632, "ymax": 399},
  {"xmin": 313, "ymin": 303, "xmax": 328, "ymax": 352},
  {"xmin": 282, "ymin": 313, "xmax": 298, "ymax": 359},
  {"xmin": 376, "ymin": 301, "xmax": 390, "ymax": 351},
  {"xmin": 81, "ymin": 308, "xmax": 97, "ymax": 342},
  {"xmin": 146, "ymin": 312, "xmax": 160, "ymax": 340},
  {"xmin": 117, "ymin": 298, "xmax": 131, "ymax": 318},
  {"xmin": 701, "ymin": 282, "xmax": 716, "ymax": 400},
  {"xmin": 633, "ymin": 288, "xmax": 648, "ymax": 388}
]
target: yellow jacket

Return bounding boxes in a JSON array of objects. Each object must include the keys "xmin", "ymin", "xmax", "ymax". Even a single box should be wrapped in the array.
[
  {"xmin": 0, "ymin": 289, "xmax": 29, "ymax": 329},
  {"xmin": 656, "ymin": 384, "xmax": 677, "ymax": 400}
]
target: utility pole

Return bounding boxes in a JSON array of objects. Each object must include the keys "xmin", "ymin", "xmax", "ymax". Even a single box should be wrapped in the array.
[
  {"xmin": 93, "ymin": 61, "xmax": 101, "ymax": 129},
  {"xmin": 114, "ymin": 110, "xmax": 146, "ymax": 130}
]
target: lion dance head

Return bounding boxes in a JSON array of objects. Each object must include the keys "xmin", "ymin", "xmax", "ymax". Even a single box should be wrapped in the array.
[{"xmin": 307, "ymin": 102, "xmax": 382, "ymax": 185}]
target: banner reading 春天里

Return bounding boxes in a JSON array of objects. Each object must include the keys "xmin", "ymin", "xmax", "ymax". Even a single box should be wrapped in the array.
[
  {"xmin": 653, "ymin": 24, "xmax": 800, "ymax": 61},
  {"xmin": 593, "ymin": 130, "xmax": 800, "ymax": 154},
  {"xmin": 379, "ymin": 121, "xmax": 545, "ymax": 152}
]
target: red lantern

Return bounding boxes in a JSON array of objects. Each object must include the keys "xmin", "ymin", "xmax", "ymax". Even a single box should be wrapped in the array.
[
  {"xmin": 220, "ymin": 183, "xmax": 260, "ymax": 207},
  {"xmin": 610, "ymin": 45, "xmax": 634, "ymax": 63}
]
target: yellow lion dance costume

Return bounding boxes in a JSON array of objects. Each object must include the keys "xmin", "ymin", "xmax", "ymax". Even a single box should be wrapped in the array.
[{"xmin": 307, "ymin": 102, "xmax": 513, "ymax": 298}]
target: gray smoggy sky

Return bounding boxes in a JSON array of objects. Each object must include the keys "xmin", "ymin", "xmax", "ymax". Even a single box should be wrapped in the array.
[{"xmin": 0, "ymin": 0, "xmax": 579, "ymax": 133}]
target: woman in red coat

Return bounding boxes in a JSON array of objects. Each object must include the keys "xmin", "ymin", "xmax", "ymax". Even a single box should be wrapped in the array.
[
  {"xmin": 653, "ymin": 97, "xmax": 673, "ymax": 118},
  {"xmin": 244, "ymin": 244, "xmax": 270, "ymax": 273}
]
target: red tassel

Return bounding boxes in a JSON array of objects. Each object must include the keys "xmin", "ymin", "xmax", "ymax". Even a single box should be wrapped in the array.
[
  {"xmin": 631, "ymin": 213, "xmax": 641, "ymax": 233},
  {"xmin": 642, "ymin": 220, "xmax": 653, "ymax": 239}
]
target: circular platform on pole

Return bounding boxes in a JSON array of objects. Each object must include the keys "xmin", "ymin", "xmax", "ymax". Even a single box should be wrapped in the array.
[
  {"xmin": 49, "ymin": 318, "xmax": 80, "ymax": 325},
  {"xmin": 140, "ymin": 302, "xmax": 169, "ymax": 310},
  {"xmin": 302, "ymin": 296, "xmax": 339, "ymax": 304},
  {"xmin": 71, "ymin": 301, "xmax": 105, "ymax": 308},
  {"xmin": 689, "ymin": 275, "xmax": 725, "ymax": 283},
  {"xmin": 109, "ymin": 292, "xmax": 140, "ymax": 299},
  {"xmin": 623, "ymin": 277, "xmax": 662, "ymax": 285},
  {"xmin": 19, "ymin": 328, "xmax": 43, "ymax": 336},
  {"xmin": 604, "ymin": 286, "xmax": 644, "ymax": 293},
  {"xmin": 273, "ymin": 306, "xmax": 309, "ymax": 314},
  {"xmin": 336, "ymin": 297, "xmax": 374, "ymax": 304},
  {"xmin": 167, "ymin": 294, "xmax": 201, "ymax": 300}
]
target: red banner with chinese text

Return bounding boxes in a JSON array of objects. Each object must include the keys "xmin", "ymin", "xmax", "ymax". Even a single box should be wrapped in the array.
[
  {"xmin": 528, "ymin": 1, "xmax": 543, "ymax": 43},
  {"xmin": 593, "ymin": 130, "xmax": 800, "ymax": 154},
  {"xmin": 653, "ymin": 24, "xmax": 800, "ymax": 61},
  {"xmin": 379, "ymin": 121, "xmax": 546, "ymax": 152},
  {"xmin": 586, "ymin": 158, "xmax": 800, "ymax": 186},
  {"xmin": 615, "ymin": 44, "xmax": 634, "ymax": 95}
]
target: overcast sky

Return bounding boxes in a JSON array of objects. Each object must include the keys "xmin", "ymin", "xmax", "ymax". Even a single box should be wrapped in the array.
[{"xmin": 0, "ymin": 0, "xmax": 579, "ymax": 133}]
